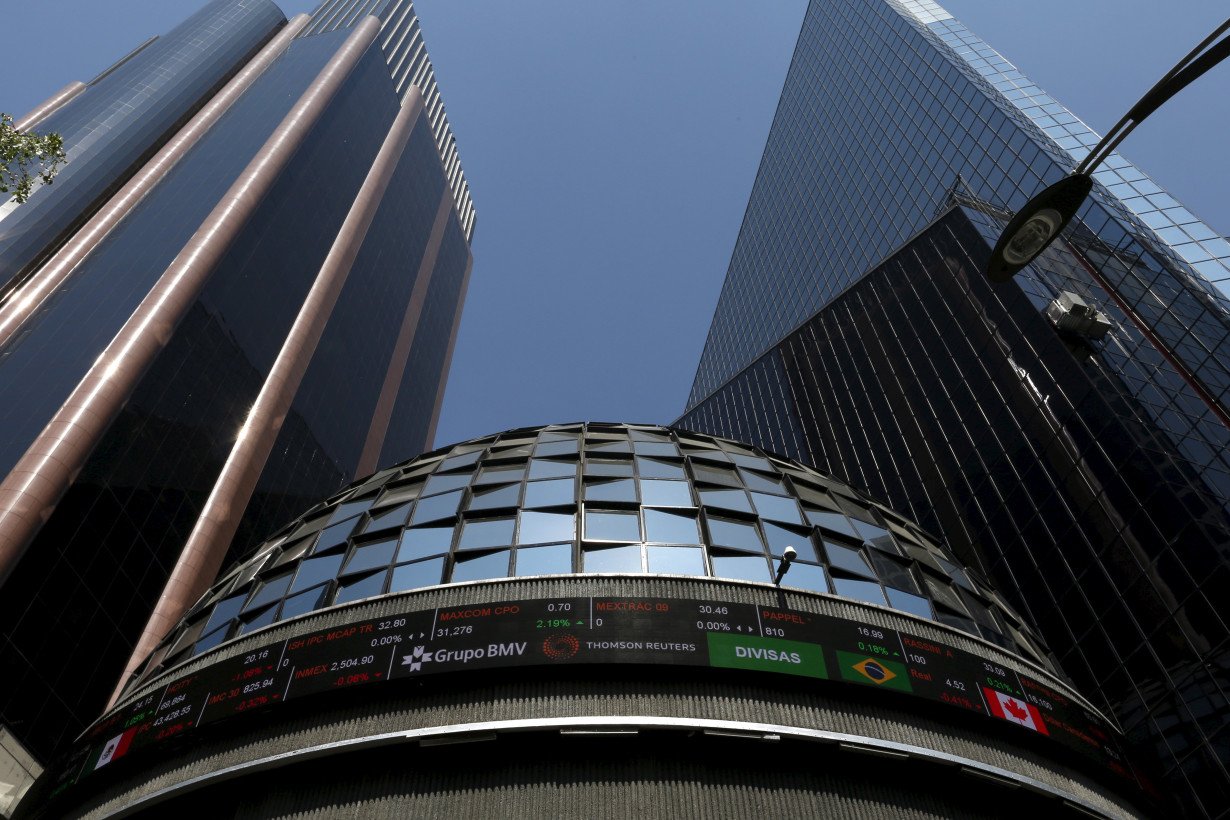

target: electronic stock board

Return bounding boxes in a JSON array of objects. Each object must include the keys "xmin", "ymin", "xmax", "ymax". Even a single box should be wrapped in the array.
[{"xmin": 60, "ymin": 594, "xmax": 1139, "ymax": 796}]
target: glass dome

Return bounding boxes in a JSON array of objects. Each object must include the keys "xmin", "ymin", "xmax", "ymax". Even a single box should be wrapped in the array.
[{"xmin": 144, "ymin": 423, "xmax": 1053, "ymax": 677}]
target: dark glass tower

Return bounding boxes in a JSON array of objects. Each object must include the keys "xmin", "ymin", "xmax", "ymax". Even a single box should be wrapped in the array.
[
  {"xmin": 679, "ymin": 0, "xmax": 1230, "ymax": 814},
  {"xmin": 0, "ymin": 0, "xmax": 475, "ymax": 781}
]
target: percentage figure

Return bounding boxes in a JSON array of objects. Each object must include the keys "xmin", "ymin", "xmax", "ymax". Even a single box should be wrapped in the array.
[
  {"xmin": 697, "ymin": 621, "xmax": 732, "ymax": 631},
  {"xmin": 536, "ymin": 618, "xmax": 572, "ymax": 628}
]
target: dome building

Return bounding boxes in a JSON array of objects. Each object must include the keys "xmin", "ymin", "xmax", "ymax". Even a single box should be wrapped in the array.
[{"xmin": 29, "ymin": 424, "xmax": 1152, "ymax": 818}]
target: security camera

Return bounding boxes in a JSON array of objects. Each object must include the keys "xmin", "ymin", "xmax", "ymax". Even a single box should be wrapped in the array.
[{"xmin": 774, "ymin": 546, "xmax": 797, "ymax": 586}]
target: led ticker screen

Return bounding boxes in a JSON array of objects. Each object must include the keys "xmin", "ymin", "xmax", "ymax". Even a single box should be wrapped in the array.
[{"xmin": 65, "ymin": 595, "xmax": 1136, "ymax": 792}]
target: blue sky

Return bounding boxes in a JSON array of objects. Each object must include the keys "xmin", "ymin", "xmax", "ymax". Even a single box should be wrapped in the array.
[{"xmin": 3, "ymin": 0, "xmax": 1226, "ymax": 452}]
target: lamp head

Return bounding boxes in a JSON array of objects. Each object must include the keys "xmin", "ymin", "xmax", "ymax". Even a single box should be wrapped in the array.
[{"xmin": 987, "ymin": 173, "xmax": 1092, "ymax": 282}]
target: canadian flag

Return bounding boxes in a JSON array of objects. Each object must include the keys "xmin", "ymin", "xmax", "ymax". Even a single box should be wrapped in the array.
[{"xmin": 983, "ymin": 688, "xmax": 1049, "ymax": 735}]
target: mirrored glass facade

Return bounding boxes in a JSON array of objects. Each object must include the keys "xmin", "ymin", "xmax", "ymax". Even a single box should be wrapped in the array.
[
  {"xmin": 0, "ymin": 0, "xmax": 474, "ymax": 763},
  {"xmin": 686, "ymin": 0, "xmax": 1230, "ymax": 447},
  {"xmin": 0, "ymin": 0, "xmax": 286, "ymax": 294},
  {"xmin": 680, "ymin": 208, "xmax": 1230, "ymax": 814},
  {"xmin": 680, "ymin": 1, "xmax": 1230, "ymax": 813},
  {"xmin": 137, "ymin": 423, "xmax": 1056, "ymax": 686}
]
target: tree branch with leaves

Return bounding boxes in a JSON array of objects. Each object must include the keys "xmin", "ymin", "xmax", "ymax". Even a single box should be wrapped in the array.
[{"xmin": 1, "ymin": 113, "xmax": 66, "ymax": 204}]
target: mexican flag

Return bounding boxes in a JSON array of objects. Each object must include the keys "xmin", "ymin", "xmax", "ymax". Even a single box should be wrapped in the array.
[{"xmin": 87, "ymin": 727, "xmax": 137, "ymax": 770}]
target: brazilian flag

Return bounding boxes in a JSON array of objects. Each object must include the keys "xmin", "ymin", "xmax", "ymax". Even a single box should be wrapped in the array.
[{"xmin": 836, "ymin": 650, "xmax": 911, "ymax": 692}]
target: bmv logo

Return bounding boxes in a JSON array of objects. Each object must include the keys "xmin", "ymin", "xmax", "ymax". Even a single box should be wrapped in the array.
[{"xmin": 402, "ymin": 645, "xmax": 432, "ymax": 672}]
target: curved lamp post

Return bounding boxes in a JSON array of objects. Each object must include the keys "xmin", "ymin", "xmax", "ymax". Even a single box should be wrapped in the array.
[{"xmin": 987, "ymin": 17, "xmax": 1230, "ymax": 282}]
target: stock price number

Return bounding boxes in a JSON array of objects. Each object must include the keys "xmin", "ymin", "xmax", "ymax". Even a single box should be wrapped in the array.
[
  {"xmin": 153, "ymin": 705, "xmax": 192, "ymax": 727},
  {"xmin": 330, "ymin": 655, "xmax": 375, "ymax": 672},
  {"xmin": 1025, "ymin": 692, "xmax": 1053, "ymax": 712},
  {"xmin": 243, "ymin": 648, "xmax": 271, "ymax": 665},
  {"xmin": 242, "ymin": 677, "xmax": 276, "ymax": 694},
  {"xmin": 437, "ymin": 625, "xmax": 473, "ymax": 637}
]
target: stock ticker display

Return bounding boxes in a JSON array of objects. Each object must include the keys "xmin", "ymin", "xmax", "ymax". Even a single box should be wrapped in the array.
[{"xmin": 62, "ymin": 595, "xmax": 1135, "ymax": 795}]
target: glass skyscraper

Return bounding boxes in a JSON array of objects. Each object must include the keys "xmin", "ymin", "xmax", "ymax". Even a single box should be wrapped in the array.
[
  {"xmin": 680, "ymin": 0, "xmax": 1230, "ymax": 814},
  {"xmin": 0, "ymin": 0, "xmax": 474, "ymax": 781}
]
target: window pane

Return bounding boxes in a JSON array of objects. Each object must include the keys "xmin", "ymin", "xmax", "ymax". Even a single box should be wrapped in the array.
[
  {"xmin": 640, "ymin": 479, "xmax": 692, "ymax": 507},
  {"xmin": 850, "ymin": 516, "xmax": 891, "ymax": 543},
  {"xmin": 529, "ymin": 459, "xmax": 577, "ymax": 480},
  {"xmin": 203, "ymin": 593, "xmax": 246, "ymax": 635},
  {"xmin": 691, "ymin": 462, "xmax": 740, "ymax": 486},
  {"xmin": 475, "ymin": 462, "xmax": 526, "ymax": 486},
  {"xmin": 808, "ymin": 510, "xmax": 860, "ymax": 538},
  {"xmin": 584, "ymin": 478, "xmax": 637, "ymax": 502},
  {"xmin": 514, "ymin": 543, "xmax": 573, "ymax": 576},
  {"xmin": 410, "ymin": 490, "xmax": 463, "ymax": 524},
  {"xmin": 535, "ymin": 439, "xmax": 578, "ymax": 457},
  {"xmin": 194, "ymin": 625, "xmax": 231, "ymax": 655},
  {"xmin": 781, "ymin": 562, "xmax": 830, "ymax": 594},
  {"xmin": 290, "ymin": 553, "xmax": 344, "ymax": 593},
  {"xmin": 699, "ymin": 488, "xmax": 752, "ymax": 513},
  {"xmin": 647, "ymin": 546, "xmax": 705, "ymax": 575},
  {"xmin": 934, "ymin": 556, "xmax": 976, "ymax": 590},
  {"xmin": 887, "ymin": 588, "xmax": 933, "ymax": 619},
  {"xmin": 398, "ymin": 526, "xmax": 454, "ymax": 561},
  {"xmin": 236, "ymin": 605, "xmax": 278, "ymax": 636},
  {"xmin": 278, "ymin": 585, "xmax": 330, "ymax": 621},
  {"xmin": 390, "ymin": 558, "xmax": 445, "ymax": 592},
  {"xmin": 583, "ymin": 545, "xmax": 643, "ymax": 573},
  {"xmin": 636, "ymin": 457, "xmax": 685, "ymax": 479},
  {"xmin": 869, "ymin": 552, "xmax": 920, "ymax": 593},
  {"xmin": 313, "ymin": 519, "xmax": 357, "ymax": 554},
  {"xmin": 423, "ymin": 471, "xmax": 472, "ymax": 496},
  {"xmin": 750, "ymin": 492, "xmax": 803, "ymax": 524},
  {"xmin": 924, "ymin": 575, "xmax": 966, "ymax": 612},
  {"xmin": 585, "ymin": 459, "xmax": 634, "ymax": 478},
  {"xmin": 518, "ymin": 511, "xmax": 575, "ymax": 544},
  {"xmin": 468, "ymin": 483, "xmax": 521, "ymax": 511},
  {"xmin": 376, "ymin": 480, "xmax": 423, "ymax": 509},
  {"xmin": 762, "ymin": 523, "xmax": 816, "ymax": 560},
  {"xmin": 739, "ymin": 469, "xmax": 785, "ymax": 494},
  {"xmin": 706, "ymin": 517, "xmax": 763, "ymax": 552},
  {"xmin": 832, "ymin": 577, "xmax": 887, "ymax": 606},
  {"xmin": 363, "ymin": 502, "xmax": 411, "ymax": 533},
  {"xmin": 343, "ymin": 538, "xmax": 397, "ymax": 575},
  {"xmin": 334, "ymin": 570, "xmax": 388, "ymax": 605},
  {"xmin": 644, "ymin": 509, "xmax": 700, "ymax": 544},
  {"xmin": 586, "ymin": 440, "xmax": 631, "ymax": 454},
  {"xmin": 825, "ymin": 543, "xmax": 875, "ymax": 578},
  {"xmin": 633, "ymin": 441, "xmax": 679, "ymax": 458},
  {"xmin": 328, "ymin": 496, "xmax": 375, "ymax": 525},
  {"xmin": 728, "ymin": 453, "xmax": 774, "ymax": 472},
  {"xmin": 523, "ymin": 478, "xmax": 575, "ymax": 508},
  {"xmin": 245, "ymin": 572, "xmax": 293, "ymax": 611},
  {"xmin": 711, "ymin": 554, "xmax": 770, "ymax": 583},
  {"xmin": 439, "ymin": 451, "xmax": 481, "ymax": 471},
  {"xmin": 458, "ymin": 517, "xmax": 515, "ymax": 550},
  {"xmin": 451, "ymin": 550, "xmax": 511, "ymax": 582},
  {"xmin": 936, "ymin": 610, "xmax": 979, "ymax": 635},
  {"xmin": 584, "ymin": 510, "xmax": 641, "ymax": 541}
]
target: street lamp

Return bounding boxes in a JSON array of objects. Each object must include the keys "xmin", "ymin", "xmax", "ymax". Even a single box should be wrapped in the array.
[{"xmin": 987, "ymin": 17, "xmax": 1230, "ymax": 282}]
